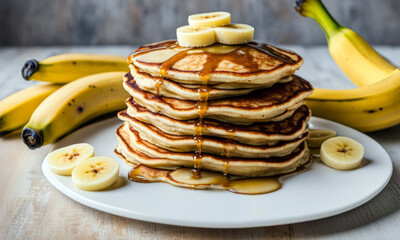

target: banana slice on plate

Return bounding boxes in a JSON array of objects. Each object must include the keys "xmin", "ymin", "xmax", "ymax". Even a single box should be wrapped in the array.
[
  {"xmin": 177, "ymin": 25, "xmax": 216, "ymax": 47},
  {"xmin": 72, "ymin": 156, "xmax": 119, "ymax": 191},
  {"xmin": 215, "ymin": 24, "xmax": 254, "ymax": 45},
  {"xmin": 320, "ymin": 136, "xmax": 364, "ymax": 170},
  {"xmin": 307, "ymin": 129, "xmax": 337, "ymax": 148},
  {"xmin": 188, "ymin": 12, "xmax": 231, "ymax": 27},
  {"xmin": 46, "ymin": 143, "xmax": 94, "ymax": 176}
]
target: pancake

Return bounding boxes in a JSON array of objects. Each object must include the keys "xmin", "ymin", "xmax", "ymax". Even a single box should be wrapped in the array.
[
  {"xmin": 115, "ymin": 124, "xmax": 310, "ymax": 177},
  {"xmin": 130, "ymin": 69, "xmax": 293, "ymax": 100},
  {"xmin": 117, "ymin": 38, "xmax": 314, "ymax": 185},
  {"xmin": 123, "ymin": 74, "xmax": 313, "ymax": 124},
  {"xmin": 129, "ymin": 40, "xmax": 303, "ymax": 85},
  {"xmin": 118, "ymin": 119, "xmax": 308, "ymax": 158},
  {"xmin": 121, "ymin": 104, "xmax": 311, "ymax": 145}
]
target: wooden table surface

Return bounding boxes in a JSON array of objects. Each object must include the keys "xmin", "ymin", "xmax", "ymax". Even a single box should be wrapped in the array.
[{"xmin": 1, "ymin": 46, "xmax": 399, "ymax": 239}]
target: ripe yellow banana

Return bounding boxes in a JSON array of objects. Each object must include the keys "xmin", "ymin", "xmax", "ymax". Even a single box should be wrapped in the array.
[
  {"xmin": 22, "ymin": 71, "xmax": 130, "ymax": 149},
  {"xmin": 22, "ymin": 53, "xmax": 129, "ymax": 83},
  {"xmin": 306, "ymin": 69, "xmax": 400, "ymax": 132},
  {"xmin": 0, "ymin": 83, "xmax": 62, "ymax": 136},
  {"xmin": 295, "ymin": 0, "xmax": 398, "ymax": 87}
]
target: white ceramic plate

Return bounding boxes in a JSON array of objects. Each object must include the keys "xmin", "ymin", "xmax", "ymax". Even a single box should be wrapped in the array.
[{"xmin": 42, "ymin": 117, "xmax": 392, "ymax": 228}]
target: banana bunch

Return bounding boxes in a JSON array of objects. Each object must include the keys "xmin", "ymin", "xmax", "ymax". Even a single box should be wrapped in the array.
[
  {"xmin": 295, "ymin": 0, "xmax": 400, "ymax": 132},
  {"xmin": 0, "ymin": 53, "xmax": 129, "ymax": 149},
  {"xmin": 177, "ymin": 12, "xmax": 254, "ymax": 47}
]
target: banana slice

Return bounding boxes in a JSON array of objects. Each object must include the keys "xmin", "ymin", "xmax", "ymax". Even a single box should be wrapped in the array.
[
  {"xmin": 320, "ymin": 136, "xmax": 364, "ymax": 170},
  {"xmin": 188, "ymin": 12, "xmax": 231, "ymax": 27},
  {"xmin": 307, "ymin": 129, "xmax": 337, "ymax": 148},
  {"xmin": 215, "ymin": 24, "xmax": 254, "ymax": 45},
  {"xmin": 46, "ymin": 143, "xmax": 94, "ymax": 176},
  {"xmin": 72, "ymin": 156, "xmax": 119, "ymax": 191},
  {"xmin": 176, "ymin": 25, "xmax": 216, "ymax": 47}
]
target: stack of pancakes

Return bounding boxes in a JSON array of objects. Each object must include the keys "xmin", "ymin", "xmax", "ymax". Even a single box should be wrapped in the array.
[{"xmin": 115, "ymin": 40, "xmax": 313, "ymax": 180}]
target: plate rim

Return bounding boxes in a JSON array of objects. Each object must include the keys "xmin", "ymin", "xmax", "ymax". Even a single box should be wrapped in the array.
[{"xmin": 41, "ymin": 116, "xmax": 393, "ymax": 228}]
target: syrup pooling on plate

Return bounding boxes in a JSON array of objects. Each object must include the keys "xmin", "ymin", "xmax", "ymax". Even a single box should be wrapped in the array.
[
  {"xmin": 127, "ymin": 164, "xmax": 287, "ymax": 195},
  {"xmin": 126, "ymin": 157, "xmax": 313, "ymax": 195},
  {"xmin": 228, "ymin": 178, "xmax": 281, "ymax": 195}
]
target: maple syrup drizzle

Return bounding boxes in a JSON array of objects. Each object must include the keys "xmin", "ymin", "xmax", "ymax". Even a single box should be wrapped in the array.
[
  {"xmin": 221, "ymin": 130, "xmax": 236, "ymax": 187},
  {"xmin": 128, "ymin": 41, "xmax": 296, "ymax": 76},
  {"xmin": 154, "ymin": 78, "xmax": 163, "ymax": 96},
  {"xmin": 192, "ymin": 120, "xmax": 204, "ymax": 178},
  {"xmin": 127, "ymin": 40, "xmax": 298, "ymax": 185},
  {"xmin": 190, "ymin": 46, "xmax": 263, "ymax": 178},
  {"xmin": 221, "ymin": 160, "xmax": 231, "ymax": 188},
  {"xmin": 224, "ymin": 129, "xmax": 235, "ymax": 157},
  {"xmin": 192, "ymin": 112, "xmax": 205, "ymax": 179},
  {"xmin": 157, "ymin": 49, "xmax": 191, "ymax": 101},
  {"xmin": 127, "ymin": 41, "xmax": 296, "ymax": 102},
  {"xmin": 129, "ymin": 41, "xmax": 180, "ymax": 100},
  {"xmin": 192, "ymin": 84, "xmax": 210, "ymax": 178}
]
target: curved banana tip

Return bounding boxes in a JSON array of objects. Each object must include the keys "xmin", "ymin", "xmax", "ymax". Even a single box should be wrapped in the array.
[
  {"xmin": 21, "ymin": 59, "xmax": 39, "ymax": 80},
  {"xmin": 294, "ymin": 0, "xmax": 305, "ymax": 13},
  {"xmin": 22, "ymin": 128, "xmax": 43, "ymax": 150}
]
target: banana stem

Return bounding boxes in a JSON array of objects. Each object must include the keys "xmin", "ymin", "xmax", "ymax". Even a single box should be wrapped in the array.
[
  {"xmin": 21, "ymin": 59, "xmax": 39, "ymax": 80},
  {"xmin": 22, "ymin": 128, "xmax": 43, "ymax": 149},
  {"xmin": 294, "ymin": 0, "xmax": 341, "ymax": 41}
]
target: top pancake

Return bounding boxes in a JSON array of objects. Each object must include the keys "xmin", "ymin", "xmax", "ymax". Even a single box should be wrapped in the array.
[{"xmin": 129, "ymin": 40, "xmax": 303, "ymax": 85}]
